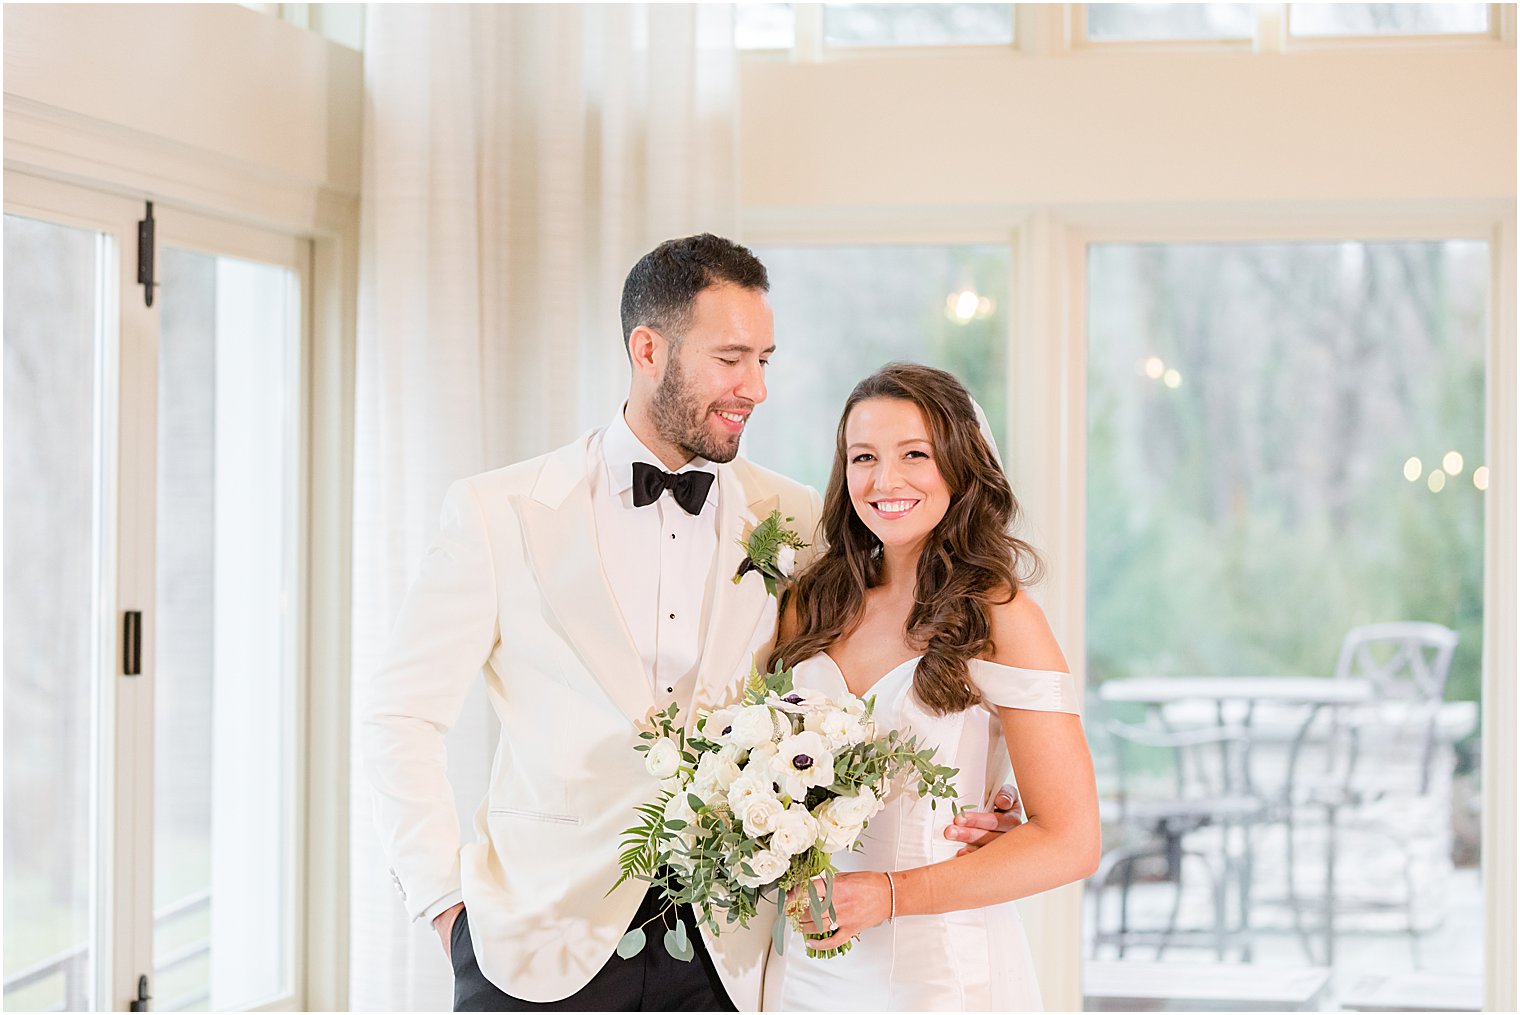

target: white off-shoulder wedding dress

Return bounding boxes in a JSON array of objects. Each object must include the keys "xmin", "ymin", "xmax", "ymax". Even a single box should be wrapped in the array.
[{"xmin": 763, "ymin": 653, "xmax": 1080, "ymax": 1012}]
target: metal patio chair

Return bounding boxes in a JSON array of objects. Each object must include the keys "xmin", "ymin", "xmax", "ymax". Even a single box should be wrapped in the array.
[{"xmin": 1090, "ymin": 716, "xmax": 1270, "ymax": 961}]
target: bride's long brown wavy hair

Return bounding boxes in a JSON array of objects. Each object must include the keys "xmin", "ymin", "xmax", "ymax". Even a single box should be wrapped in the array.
[{"xmin": 768, "ymin": 363, "xmax": 1043, "ymax": 715}]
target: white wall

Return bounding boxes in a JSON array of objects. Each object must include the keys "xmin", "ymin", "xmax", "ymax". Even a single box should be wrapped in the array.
[
  {"xmin": 739, "ymin": 43, "xmax": 1514, "ymax": 212},
  {"xmin": 4, "ymin": 2, "xmax": 361, "ymax": 233}
]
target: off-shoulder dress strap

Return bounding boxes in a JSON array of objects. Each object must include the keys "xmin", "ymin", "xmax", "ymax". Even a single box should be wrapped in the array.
[{"xmin": 967, "ymin": 657, "xmax": 1081, "ymax": 715}]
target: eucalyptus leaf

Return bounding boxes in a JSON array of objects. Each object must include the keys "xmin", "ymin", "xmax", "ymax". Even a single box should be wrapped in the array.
[
  {"xmin": 771, "ymin": 906, "xmax": 787, "ymax": 955},
  {"xmin": 806, "ymin": 879, "xmax": 825, "ymax": 933},
  {"xmin": 616, "ymin": 927, "xmax": 646, "ymax": 959},
  {"xmin": 663, "ymin": 926, "xmax": 695, "ymax": 963}
]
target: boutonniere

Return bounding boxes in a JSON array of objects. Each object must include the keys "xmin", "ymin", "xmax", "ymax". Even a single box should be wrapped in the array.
[{"xmin": 733, "ymin": 509, "xmax": 810, "ymax": 598}]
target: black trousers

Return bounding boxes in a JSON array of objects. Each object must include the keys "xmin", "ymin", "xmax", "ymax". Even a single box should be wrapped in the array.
[{"xmin": 451, "ymin": 884, "xmax": 737, "ymax": 1012}]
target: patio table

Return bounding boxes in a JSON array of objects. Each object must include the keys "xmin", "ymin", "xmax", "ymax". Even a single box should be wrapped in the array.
[{"xmin": 1099, "ymin": 675, "xmax": 1374, "ymax": 708}]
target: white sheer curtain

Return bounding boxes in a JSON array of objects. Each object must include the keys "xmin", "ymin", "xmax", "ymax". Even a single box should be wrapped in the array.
[{"xmin": 348, "ymin": 4, "xmax": 737, "ymax": 1009}]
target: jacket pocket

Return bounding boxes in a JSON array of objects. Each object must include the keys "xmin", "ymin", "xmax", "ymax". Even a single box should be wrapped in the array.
[{"xmin": 488, "ymin": 805, "xmax": 582, "ymax": 826}]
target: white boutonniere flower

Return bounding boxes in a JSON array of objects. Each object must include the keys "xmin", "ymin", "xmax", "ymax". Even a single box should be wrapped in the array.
[{"xmin": 734, "ymin": 509, "xmax": 810, "ymax": 598}]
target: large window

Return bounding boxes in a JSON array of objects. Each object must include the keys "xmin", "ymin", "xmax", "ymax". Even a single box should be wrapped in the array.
[
  {"xmin": 736, "ymin": 3, "xmax": 1014, "ymax": 51},
  {"xmin": 1289, "ymin": 4, "xmax": 1491, "ymax": 37},
  {"xmin": 1083, "ymin": 240, "xmax": 1487, "ymax": 1010},
  {"xmin": 1084, "ymin": 3, "xmax": 1255, "ymax": 41},
  {"xmin": 742, "ymin": 244, "xmax": 1011, "ymax": 491}
]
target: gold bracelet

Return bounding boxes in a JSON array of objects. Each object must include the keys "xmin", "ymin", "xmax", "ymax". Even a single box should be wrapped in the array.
[{"xmin": 884, "ymin": 870, "xmax": 897, "ymax": 922}]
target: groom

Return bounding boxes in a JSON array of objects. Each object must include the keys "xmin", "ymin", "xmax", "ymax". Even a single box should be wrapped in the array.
[{"xmin": 364, "ymin": 234, "xmax": 1019, "ymax": 1011}]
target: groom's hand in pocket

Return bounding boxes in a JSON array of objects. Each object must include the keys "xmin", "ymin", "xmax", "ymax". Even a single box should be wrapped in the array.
[
  {"xmin": 433, "ymin": 902, "xmax": 465, "ymax": 959},
  {"xmin": 944, "ymin": 783, "xmax": 1023, "ymax": 856}
]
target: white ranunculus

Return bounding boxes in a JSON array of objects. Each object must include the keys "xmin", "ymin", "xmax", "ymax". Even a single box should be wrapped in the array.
[
  {"xmin": 775, "ymin": 730, "xmax": 836, "ymax": 791},
  {"xmin": 727, "ymin": 705, "xmax": 777, "ymax": 750},
  {"xmin": 644, "ymin": 737, "xmax": 682, "ymax": 780},
  {"xmin": 769, "ymin": 805, "xmax": 820, "ymax": 857},
  {"xmin": 726, "ymin": 772, "xmax": 776, "ymax": 821},
  {"xmin": 776, "ymin": 544, "xmax": 797, "ymax": 578},
  {"xmin": 806, "ymin": 706, "xmax": 867, "ymax": 750},
  {"xmin": 736, "ymin": 847, "xmax": 789, "ymax": 888},
  {"xmin": 695, "ymin": 750, "xmax": 743, "ymax": 794},
  {"xmin": 741, "ymin": 794, "xmax": 785, "ymax": 838},
  {"xmin": 830, "ymin": 786, "xmax": 881, "ymax": 826}
]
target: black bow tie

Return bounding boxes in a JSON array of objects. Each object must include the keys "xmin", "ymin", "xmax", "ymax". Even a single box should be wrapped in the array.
[{"xmin": 631, "ymin": 462, "xmax": 714, "ymax": 515}]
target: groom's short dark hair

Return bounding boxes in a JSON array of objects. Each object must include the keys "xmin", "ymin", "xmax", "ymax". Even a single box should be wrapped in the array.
[{"xmin": 620, "ymin": 234, "xmax": 769, "ymax": 353}]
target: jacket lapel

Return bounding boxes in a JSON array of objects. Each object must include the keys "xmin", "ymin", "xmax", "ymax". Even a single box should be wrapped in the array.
[
  {"xmin": 517, "ymin": 434, "xmax": 653, "ymax": 728},
  {"xmin": 689, "ymin": 466, "xmax": 782, "ymax": 721}
]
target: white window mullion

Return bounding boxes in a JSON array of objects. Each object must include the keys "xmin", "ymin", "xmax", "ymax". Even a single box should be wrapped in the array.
[
  {"xmin": 111, "ymin": 196, "xmax": 162, "ymax": 1015},
  {"xmin": 793, "ymin": 3, "xmax": 824, "ymax": 61}
]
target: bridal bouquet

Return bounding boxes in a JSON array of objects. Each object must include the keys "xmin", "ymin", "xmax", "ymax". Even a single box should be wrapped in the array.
[{"xmin": 611, "ymin": 661, "xmax": 958, "ymax": 962}]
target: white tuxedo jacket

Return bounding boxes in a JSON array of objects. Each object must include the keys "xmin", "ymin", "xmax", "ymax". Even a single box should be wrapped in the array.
[{"xmin": 362, "ymin": 430, "xmax": 822, "ymax": 1006}]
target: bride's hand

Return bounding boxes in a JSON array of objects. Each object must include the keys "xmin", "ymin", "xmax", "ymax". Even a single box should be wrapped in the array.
[
  {"xmin": 944, "ymin": 783, "xmax": 1024, "ymax": 856},
  {"xmin": 786, "ymin": 872, "xmax": 893, "ymax": 951}
]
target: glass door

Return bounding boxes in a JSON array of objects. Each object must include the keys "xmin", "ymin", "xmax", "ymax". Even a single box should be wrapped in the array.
[
  {"xmin": 3, "ymin": 174, "xmax": 308, "ymax": 1012},
  {"xmin": 3, "ymin": 208, "xmax": 117, "ymax": 1013}
]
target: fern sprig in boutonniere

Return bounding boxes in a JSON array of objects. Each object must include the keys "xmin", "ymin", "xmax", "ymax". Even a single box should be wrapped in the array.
[{"xmin": 733, "ymin": 510, "xmax": 809, "ymax": 598}]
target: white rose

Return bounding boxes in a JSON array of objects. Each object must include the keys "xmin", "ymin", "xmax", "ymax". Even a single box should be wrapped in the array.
[
  {"xmin": 663, "ymin": 790, "xmax": 698, "ymax": 827},
  {"xmin": 727, "ymin": 705, "xmax": 777, "ymax": 750},
  {"xmin": 662, "ymin": 792, "xmax": 701, "ymax": 870},
  {"xmin": 644, "ymin": 737, "xmax": 681, "ymax": 780},
  {"xmin": 814, "ymin": 802, "xmax": 863, "ymax": 853},
  {"xmin": 776, "ymin": 544, "xmax": 797, "ymax": 578},
  {"xmin": 774, "ymin": 731, "xmax": 836, "ymax": 791},
  {"xmin": 736, "ymin": 847, "xmax": 789, "ymax": 888},
  {"xmin": 741, "ymin": 794, "xmax": 785, "ymax": 838},
  {"xmin": 830, "ymin": 786, "xmax": 881, "ymax": 826},
  {"xmin": 769, "ymin": 806, "xmax": 820, "ymax": 857},
  {"xmin": 727, "ymin": 772, "xmax": 776, "ymax": 821},
  {"xmin": 746, "ymin": 741, "xmax": 779, "ymax": 771},
  {"xmin": 695, "ymin": 750, "xmax": 743, "ymax": 794},
  {"xmin": 806, "ymin": 706, "xmax": 866, "ymax": 750}
]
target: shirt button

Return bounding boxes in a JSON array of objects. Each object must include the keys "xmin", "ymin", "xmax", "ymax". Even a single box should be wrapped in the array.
[
  {"xmin": 668, "ymin": 613, "xmax": 676, "ymax": 620},
  {"xmin": 670, "ymin": 533, "xmax": 676, "ymax": 540},
  {"xmin": 666, "ymin": 686, "xmax": 674, "ymax": 693}
]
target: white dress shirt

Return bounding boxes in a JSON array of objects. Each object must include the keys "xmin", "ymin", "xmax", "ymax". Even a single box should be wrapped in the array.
[{"xmin": 591, "ymin": 410, "xmax": 720, "ymax": 707}]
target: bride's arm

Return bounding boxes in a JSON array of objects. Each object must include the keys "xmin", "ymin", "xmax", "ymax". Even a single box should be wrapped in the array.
[{"xmin": 799, "ymin": 594, "xmax": 1100, "ymax": 948}]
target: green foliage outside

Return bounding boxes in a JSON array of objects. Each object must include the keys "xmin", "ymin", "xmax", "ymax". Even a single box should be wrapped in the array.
[{"xmin": 1086, "ymin": 242, "xmax": 1487, "ymax": 707}]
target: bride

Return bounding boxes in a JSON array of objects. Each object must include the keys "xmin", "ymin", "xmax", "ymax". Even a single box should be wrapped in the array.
[{"xmin": 762, "ymin": 362, "xmax": 1099, "ymax": 1011}]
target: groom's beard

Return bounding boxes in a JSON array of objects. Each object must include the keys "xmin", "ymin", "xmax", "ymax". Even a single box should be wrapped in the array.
[{"xmin": 650, "ymin": 353, "xmax": 747, "ymax": 464}]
